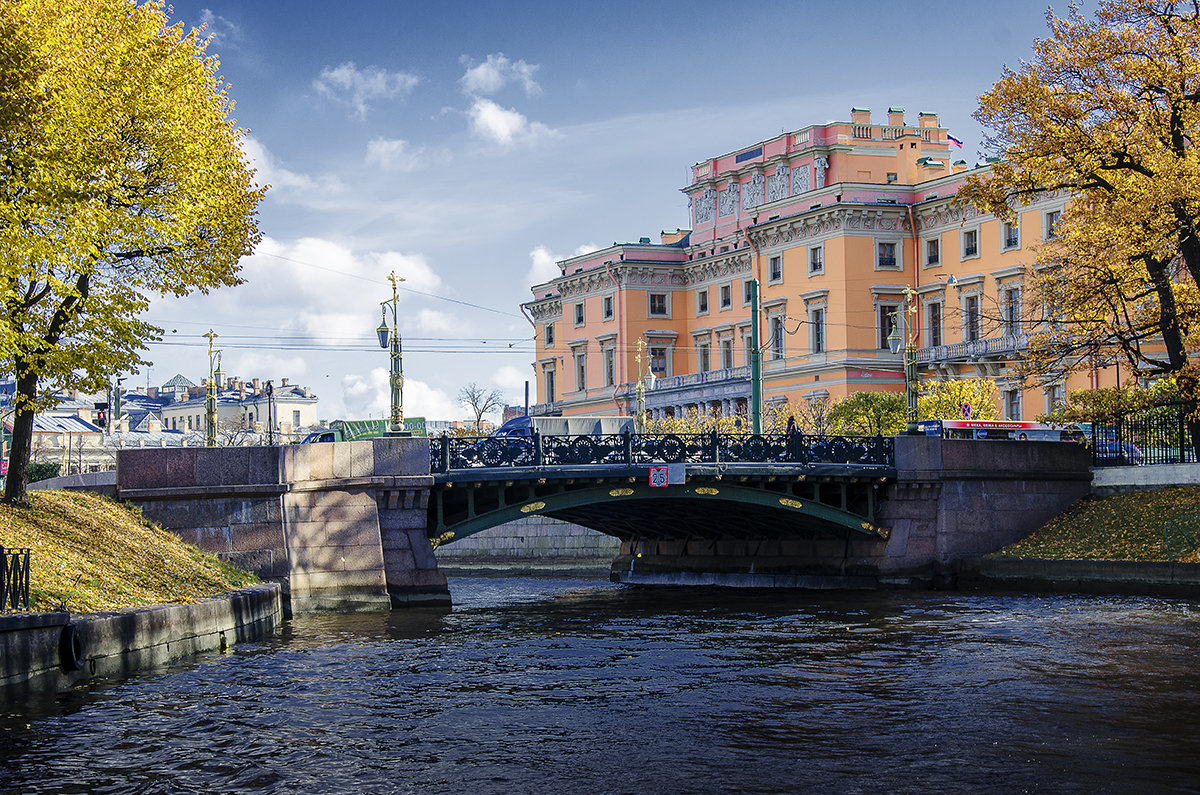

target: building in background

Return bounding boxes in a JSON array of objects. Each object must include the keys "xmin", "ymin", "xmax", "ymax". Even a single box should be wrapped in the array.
[{"xmin": 523, "ymin": 106, "xmax": 1111, "ymax": 422}]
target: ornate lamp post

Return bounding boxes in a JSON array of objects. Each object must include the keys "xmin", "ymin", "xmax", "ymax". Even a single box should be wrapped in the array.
[
  {"xmin": 376, "ymin": 270, "xmax": 407, "ymax": 436},
  {"xmin": 203, "ymin": 330, "xmax": 220, "ymax": 447},
  {"xmin": 887, "ymin": 286, "xmax": 921, "ymax": 435}
]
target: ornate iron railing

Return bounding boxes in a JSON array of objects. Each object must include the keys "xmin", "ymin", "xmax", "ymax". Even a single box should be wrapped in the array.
[
  {"xmin": 431, "ymin": 432, "xmax": 894, "ymax": 473},
  {"xmin": 1, "ymin": 546, "xmax": 31, "ymax": 612}
]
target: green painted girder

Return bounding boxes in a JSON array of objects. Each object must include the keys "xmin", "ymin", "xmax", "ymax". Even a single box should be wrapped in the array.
[{"xmin": 432, "ymin": 480, "xmax": 884, "ymax": 545}]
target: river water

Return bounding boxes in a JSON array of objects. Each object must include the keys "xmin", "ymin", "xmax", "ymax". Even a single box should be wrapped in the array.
[{"xmin": 3, "ymin": 577, "xmax": 1200, "ymax": 794}]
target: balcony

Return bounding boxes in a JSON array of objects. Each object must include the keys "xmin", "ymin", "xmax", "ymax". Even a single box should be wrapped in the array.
[
  {"xmin": 916, "ymin": 333, "xmax": 1030, "ymax": 364},
  {"xmin": 877, "ymin": 256, "xmax": 897, "ymax": 269}
]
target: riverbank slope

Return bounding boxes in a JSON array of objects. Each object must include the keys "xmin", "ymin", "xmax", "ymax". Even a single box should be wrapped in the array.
[{"xmin": 0, "ymin": 490, "xmax": 257, "ymax": 612}]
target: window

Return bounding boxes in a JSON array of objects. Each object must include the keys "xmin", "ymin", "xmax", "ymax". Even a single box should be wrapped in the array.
[
  {"xmin": 573, "ymin": 302, "xmax": 584, "ymax": 326},
  {"xmin": 649, "ymin": 346, "xmax": 667, "ymax": 374},
  {"xmin": 743, "ymin": 280, "xmax": 753, "ymax": 305},
  {"xmin": 962, "ymin": 228, "xmax": 978, "ymax": 258},
  {"xmin": 545, "ymin": 323, "xmax": 554, "ymax": 347},
  {"xmin": 877, "ymin": 241, "xmax": 898, "ymax": 269},
  {"xmin": 602, "ymin": 295, "xmax": 613, "ymax": 320},
  {"xmin": 926, "ymin": 238, "xmax": 940, "ymax": 266},
  {"xmin": 1003, "ymin": 288, "xmax": 1021, "ymax": 336},
  {"xmin": 770, "ymin": 317, "xmax": 785, "ymax": 359},
  {"xmin": 1046, "ymin": 384, "xmax": 1064, "ymax": 414},
  {"xmin": 811, "ymin": 308, "xmax": 825, "ymax": 353},
  {"xmin": 879, "ymin": 303, "xmax": 900, "ymax": 350},
  {"xmin": 927, "ymin": 302, "xmax": 943, "ymax": 348},
  {"xmin": 1004, "ymin": 388, "xmax": 1022, "ymax": 420},
  {"xmin": 604, "ymin": 349, "xmax": 615, "ymax": 387},
  {"xmin": 1003, "ymin": 220, "xmax": 1019, "ymax": 250},
  {"xmin": 809, "ymin": 246, "xmax": 824, "ymax": 274},
  {"xmin": 721, "ymin": 339, "xmax": 734, "ymax": 369},
  {"xmin": 293, "ymin": 410, "xmax": 301, "ymax": 428},
  {"xmin": 1045, "ymin": 210, "xmax": 1061, "ymax": 240},
  {"xmin": 545, "ymin": 370, "xmax": 556, "ymax": 403},
  {"xmin": 697, "ymin": 342, "xmax": 710, "ymax": 372},
  {"xmin": 649, "ymin": 293, "xmax": 668, "ymax": 316},
  {"xmin": 187, "ymin": 416, "xmax": 192, "ymax": 430},
  {"xmin": 697, "ymin": 288, "xmax": 709, "ymax": 315},
  {"xmin": 248, "ymin": 412, "xmax": 254, "ymax": 424},
  {"xmin": 964, "ymin": 295, "xmax": 981, "ymax": 341},
  {"xmin": 769, "ymin": 256, "xmax": 783, "ymax": 283},
  {"xmin": 575, "ymin": 353, "xmax": 586, "ymax": 391},
  {"xmin": 720, "ymin": 283, "xmax": 732, "ymax": 309}
]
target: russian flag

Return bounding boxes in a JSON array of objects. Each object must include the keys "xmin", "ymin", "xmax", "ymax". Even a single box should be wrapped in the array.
[{"xmin": 947, "ymin": 134, "xmax": 964, "ymax": 148}]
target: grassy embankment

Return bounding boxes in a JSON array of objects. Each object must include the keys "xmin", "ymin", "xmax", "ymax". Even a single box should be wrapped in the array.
[
  {"xmin": 993, "ymin": 485, "xmax": 1200, "ymax": 562},
  {"xmin": 0, "ymin": 490, "xmax": 256, "ymax": 613}
]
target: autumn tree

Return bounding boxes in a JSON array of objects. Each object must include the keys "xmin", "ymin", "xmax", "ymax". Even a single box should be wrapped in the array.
[
  {"xmin": 918, "ymin": 379, "xmax": 999, "ymax": 422},
  {"xmin": 828, "ymin": 392, "xmax": 904, "ymax": 436},
  {"xmin": 0, "ymin": 0, "xmax": 262, "ymax": 503},
  {"xmin": 458, "ymin": 382, "xmax": 505, "ymax": 431},
  {"xmin": 959, "ymin": 0, "xmax": 1200, "ymax": 450}
]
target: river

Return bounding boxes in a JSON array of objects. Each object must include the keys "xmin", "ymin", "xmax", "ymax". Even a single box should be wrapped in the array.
[{"xmin": 3, "ymin": 577, "xmax": 1200, "ymax": 793}]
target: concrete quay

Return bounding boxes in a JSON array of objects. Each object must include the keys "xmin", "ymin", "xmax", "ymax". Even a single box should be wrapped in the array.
[{"xmin": 0, "ymin": 583, "xmax": 281, "ymax": 698}]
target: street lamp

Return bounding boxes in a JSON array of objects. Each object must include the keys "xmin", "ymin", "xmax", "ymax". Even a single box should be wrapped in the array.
[
  {"xmin": 376, "ymin": 270, "xmax": 407, "ymax": 436},
  {"xmin": 887, "ymin": 286, "xmax": 921, "ymax": 435},
  {"xmin": 203, "ymin": 330, "xmax": 220, "ymax": 447}
]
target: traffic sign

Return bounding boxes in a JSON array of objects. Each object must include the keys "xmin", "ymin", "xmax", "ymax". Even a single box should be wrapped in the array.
[{"xmin": 649, "ymin": 466, "xmax": 668, "ymax": 487}]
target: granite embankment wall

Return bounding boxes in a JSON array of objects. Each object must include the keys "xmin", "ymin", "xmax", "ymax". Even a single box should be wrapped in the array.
[
  {"xmin": 435, "ymin": 516, "xmax": 620, "ymax": 575},
  {"xmin": 0, "ymin": 583, "xmax": 281, "ymax": 698}
]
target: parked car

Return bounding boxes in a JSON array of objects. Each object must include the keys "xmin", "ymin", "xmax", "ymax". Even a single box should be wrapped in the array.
[{"xmin": 1091, "ymin": 440, "xmax": 1145, "ymax": 466}]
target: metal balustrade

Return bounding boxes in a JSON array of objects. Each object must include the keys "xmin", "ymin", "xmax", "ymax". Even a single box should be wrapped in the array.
[
  {"xmin": 431, "ymin": 431, "xmax": 895, "ymax": 473},
  {"xmin": 1, "ymin": 546, "xmax": 31, "ymax": 612}
]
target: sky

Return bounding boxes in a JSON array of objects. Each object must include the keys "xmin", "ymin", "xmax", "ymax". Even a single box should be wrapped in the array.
[{"xmin": 145, "ymin": 0, "xmax": 1067, "ymax": 424}]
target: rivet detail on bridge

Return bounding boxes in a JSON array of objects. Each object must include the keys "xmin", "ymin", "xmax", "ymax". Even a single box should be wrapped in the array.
[
  {"xmin": 609, "ymin": 488, "xmax": 634, "ymax": 497},
  {"xmin": 695, "ymin": 487, "xmax": 719, "ymax": 496},
  {"xmin": 779, "ymin": 498, "xmax": 803, "ymax": 509},
  {"xmin": 520, "ymin": 501, "xmax": 546, "ymax": 513}
]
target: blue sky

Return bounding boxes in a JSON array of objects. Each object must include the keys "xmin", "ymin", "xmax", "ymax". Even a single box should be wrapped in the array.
[{"xmin": 147, "ymin": 0, "xmax": 1062, "ymax": 422}]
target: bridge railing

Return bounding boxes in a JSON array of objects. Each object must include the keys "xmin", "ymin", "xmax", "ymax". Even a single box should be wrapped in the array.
[{"xmin": 431, "ymin": 432, "xmax": 895, "ymax": 473}]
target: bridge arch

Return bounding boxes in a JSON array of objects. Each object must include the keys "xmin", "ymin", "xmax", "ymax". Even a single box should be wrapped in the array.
[{"xmin": 429, "ymin": 474, "xmax": 888, "ymax": 545}]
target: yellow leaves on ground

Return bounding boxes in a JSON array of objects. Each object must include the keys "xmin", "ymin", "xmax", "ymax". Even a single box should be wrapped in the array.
[
  {"xmin": 0, "ymin": 490, "xmax": 256, "ymax": 613},
  {"xmin": 994, "ymin": 485, "xmax": 1200, "ymax": 562}
]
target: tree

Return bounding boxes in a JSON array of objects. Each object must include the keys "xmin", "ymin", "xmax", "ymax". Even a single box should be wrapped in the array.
[
  {"xmin": 0, "ymin": 0, "xmax": 263, "ymax": 503},
  {"xmin": 458, "ymin": 383, "xmax": 505, "ymax": 431},
  {"xmin": 919, "ymin": 379, "xmax": 999, "ymax": 422},
  {"xmin": 828, "ymin": 392, "xmax": 905, "ymax": 436},
  {"xmin": 958, "ymin": 0, "xmax": 1200, "ymax": 451}
]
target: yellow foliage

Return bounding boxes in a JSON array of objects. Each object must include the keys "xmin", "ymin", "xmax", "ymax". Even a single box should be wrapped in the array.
[
  {"xmin": 0, "ymin": 490, "xmax": 257, "ymax": 612},
  {"xmin": 918, "ymin": 378, "xmax": 999, "ymax": 421},
  {"xmin": 1, "ymin": 0, "xmax": 263, "ymax": 501}
]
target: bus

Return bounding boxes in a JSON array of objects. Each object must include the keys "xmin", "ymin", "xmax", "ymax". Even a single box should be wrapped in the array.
[{"xmin": 917, "ymin": 419, "xmax": 1086, "ymax": 443}]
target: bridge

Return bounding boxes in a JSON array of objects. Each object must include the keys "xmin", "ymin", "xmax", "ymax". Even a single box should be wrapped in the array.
[
  {"xmin": 428, "ymin": 431, "xmax": 894, "ymax": 543},
  {"xmin": 108, "ymin": 433, "xmax": 1092, "ymax": 612}
]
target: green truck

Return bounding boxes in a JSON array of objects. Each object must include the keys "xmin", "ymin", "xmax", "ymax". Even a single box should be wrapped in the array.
[{"xmin": 302, "ymin": 417, "xmax": 426, "ymax": 443}]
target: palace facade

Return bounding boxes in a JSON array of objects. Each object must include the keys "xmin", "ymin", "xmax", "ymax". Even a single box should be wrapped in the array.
[{"xmin": 523, "ymin": 106, "xmax": 1118, "ymax": 422}]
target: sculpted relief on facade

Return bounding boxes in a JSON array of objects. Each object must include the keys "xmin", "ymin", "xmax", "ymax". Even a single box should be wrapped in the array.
[
  {"xmin": 741, "ymin": 173, "xmax": 764, "ymax": 212},
  {"xmin": 718, "ymin": 182, "xmax": 740, "ymax": 217},
  {"xmin": 766, "ymin": 167, "xmax": 789, "ymax": 204},
  {"xmin": 693, "ymin": 188, "xmax": 716, "ymax": 225},
  {"xmin": 791, "ymin": 163, "xmax": 810, "ymax": 195}
]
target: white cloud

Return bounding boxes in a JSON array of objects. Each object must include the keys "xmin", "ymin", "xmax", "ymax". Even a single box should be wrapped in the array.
[
  {"xmin": 492, "ymin": 365, "xmax": 529, "ymax": 393},
  {"xmin": 314, "ymin": 62, "xmax": 420, "ymax": 119},
  {"xmin": 526, "ymin": 242, "xmax": 600, "ymax": 286},
  {"xmin": 197, "ymin": 9, "xmax": 241, "ymax": 46},
  {"xmin": 413, "ymin": 308, "xmax": 456, "ymax": 334},
  {"xmin": 468, "ymin": 98, "xmax": 554, "ymax": 147},
  {"xmin": 365, "ymin": 137, "xmax": 422, "ymax": 172},
  {"xmin": 226, "ymin": 352, "xmax": 309, "ymax": 381},
  {"xmin": 240, "ymin": 136, "xmax": 344, "ymax": 205},
  {"xmin": 459, "ymin": 53, "xmax": 541, "ymax": 97},
  {"xmin": 342, "ymin": 369, "xmax": 463, "ymax": 421}
]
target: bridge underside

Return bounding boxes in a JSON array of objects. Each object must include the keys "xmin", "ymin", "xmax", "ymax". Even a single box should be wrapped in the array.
[{"xmin": 430, "ymin": 468, "xmax": 889, "ymax": 545}]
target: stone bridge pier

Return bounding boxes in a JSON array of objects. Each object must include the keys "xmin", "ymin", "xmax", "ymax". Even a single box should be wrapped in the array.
[
  {"xmin": 116, "ymin": 438, "xmax": 447, "ymax": 613},
  {"xmin": 613, "ymin": 436, "xmax": 1093, "ymax": 587}
]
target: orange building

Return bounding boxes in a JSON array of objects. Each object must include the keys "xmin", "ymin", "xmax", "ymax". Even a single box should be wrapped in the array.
[{"xmin": 523, "ymin": 106, "xmax": 1118, "ymax": 422}]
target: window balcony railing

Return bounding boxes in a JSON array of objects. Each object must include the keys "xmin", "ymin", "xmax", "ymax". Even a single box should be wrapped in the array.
[
  {"xmin": 1004, "ymin": 233, "xmax": 1019, "ymax": 249},
  {"xmin": 915, "ymin": 333, "xmax": 1030, "ymax": 363},
  {"xmin": 963, "ymin": 244, "xmax": 978, "ymax": 257},
  {"xmin": 877, "ymin": 256, "xmax": 897, "ymax": 269}
]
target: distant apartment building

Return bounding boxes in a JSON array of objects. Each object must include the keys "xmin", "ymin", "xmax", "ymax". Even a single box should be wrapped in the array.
[{"xmin": 523, "ymin": 106, "xmax": 1114, "ymax": 422}]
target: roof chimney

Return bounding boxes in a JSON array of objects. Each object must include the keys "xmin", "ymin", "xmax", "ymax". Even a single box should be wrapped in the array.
[
  {"xmin": 887, "ymin": 106, "xmax": 905, "ymax": 127},
  {"xmin": 850, "ymin": 106, "xmax": 871, "ymax": 124}
]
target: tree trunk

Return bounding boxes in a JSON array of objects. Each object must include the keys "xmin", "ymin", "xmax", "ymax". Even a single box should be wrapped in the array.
[{"xmin": 2, "ymin": 361, "xmax": 39, "ymax": 505}]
